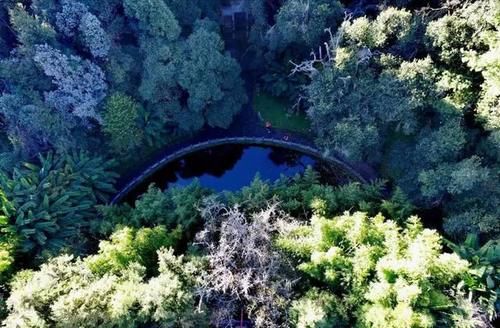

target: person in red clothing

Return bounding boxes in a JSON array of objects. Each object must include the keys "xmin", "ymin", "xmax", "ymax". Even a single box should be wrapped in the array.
[{"xmin": 265, "ymin": 121, "xmax": 272, "ymax": 133}]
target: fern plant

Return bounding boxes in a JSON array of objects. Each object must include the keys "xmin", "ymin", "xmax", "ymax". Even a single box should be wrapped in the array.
[
  {"xmin": 0, "ymin": 151, "xmax": 117, "ymax": 258},
  {"xmin": 447, "ymin": 234, "xmax": 500, "ymax": 320}
]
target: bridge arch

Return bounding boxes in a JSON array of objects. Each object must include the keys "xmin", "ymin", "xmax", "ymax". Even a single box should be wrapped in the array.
[{"xmin": 111, "ymin": 137, "xmax": 370, "ymax": 204}]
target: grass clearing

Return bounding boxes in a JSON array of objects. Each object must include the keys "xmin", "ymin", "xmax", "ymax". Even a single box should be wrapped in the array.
[{"xmin": 253, "ymin": 92, "xmax": 311, "ymax": 134}]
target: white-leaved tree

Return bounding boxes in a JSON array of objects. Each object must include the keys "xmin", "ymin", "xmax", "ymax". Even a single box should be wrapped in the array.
[
  {"xmin": 33, "ymin": 44, "xmax": 107, "ymax": 125},
  {"xmin": 78, "ymin": 12, "xmax": 110, "ymax": 58},
  {"xmin": 56, "ymin": 0, "xmax": 110, "ymax": 58},
  {"xmin": 55, "ymin": 0, "xmax": 88, "ymax": 37}
]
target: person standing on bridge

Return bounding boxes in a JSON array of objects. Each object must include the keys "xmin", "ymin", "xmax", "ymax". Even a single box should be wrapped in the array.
[{"xmin": 265, "ymin": 121, "xmax": 272, "ymax": 134}]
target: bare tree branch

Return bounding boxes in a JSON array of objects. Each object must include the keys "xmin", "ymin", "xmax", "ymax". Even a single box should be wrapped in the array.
[{"xmin": 196, "ymin": 199, "xmax": 296, "ymax": 327}]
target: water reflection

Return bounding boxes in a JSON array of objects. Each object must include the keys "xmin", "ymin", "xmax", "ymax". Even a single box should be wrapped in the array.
[{"xmin": 125, "ymin": 145, "xmax": 319, "ymax": 202}]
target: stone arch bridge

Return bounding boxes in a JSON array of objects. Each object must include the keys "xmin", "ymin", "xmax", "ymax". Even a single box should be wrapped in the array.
[{"xmin": 111, "ymin": 135, "xmax": 375, "ymax": 204}]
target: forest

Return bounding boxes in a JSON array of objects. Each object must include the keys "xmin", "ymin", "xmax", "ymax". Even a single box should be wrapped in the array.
[{"xmin": 0, "ymin": 0, "xmax": 498, "ymax": 327}]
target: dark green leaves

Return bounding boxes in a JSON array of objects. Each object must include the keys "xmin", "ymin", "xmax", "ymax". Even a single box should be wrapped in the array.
[{"xmin": 0, "ymin": 151, "xmax": 117, "ymax": 257}]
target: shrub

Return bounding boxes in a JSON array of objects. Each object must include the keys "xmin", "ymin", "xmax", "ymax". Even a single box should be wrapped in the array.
[
  {"xmin": 278, "ymin": 211, "xmax": 484, "ymax": 327},
  {"xmin": 0, "ymin": 151, "xmax": 117, "ymax": 257}
]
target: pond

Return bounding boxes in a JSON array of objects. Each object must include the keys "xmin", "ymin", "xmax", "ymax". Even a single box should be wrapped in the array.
[{"xmin": 123, "ymin": 144, "xmax": 344, "ymax": 203}]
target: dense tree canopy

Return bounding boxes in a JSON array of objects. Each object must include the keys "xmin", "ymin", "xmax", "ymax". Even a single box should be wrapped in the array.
[
  {"xmin": 4, "ymin": 186, "xmax": 491, "ymax": 328},
  {"xmin": 0, "ymin": 0, "xmax": 247, "ymax": 159},
  {"xmin": 3, "ymin": 227, "xmax": 204, "ymax": 328},
  {"xmin": 0, "ymin": 0, "xmax": 498, "ymax": 326},
  {"xmin": 289, "ymin": 2, "xmax": 500, "ymax": 242}
]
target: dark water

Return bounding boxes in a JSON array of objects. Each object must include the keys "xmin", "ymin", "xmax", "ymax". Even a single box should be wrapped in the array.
[{"xmin": 124, "ymin": 145, "xmax": 330, "ymax": 202}]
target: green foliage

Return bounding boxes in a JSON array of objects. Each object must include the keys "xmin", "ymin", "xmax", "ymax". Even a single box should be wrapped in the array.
[
  {"xmin": 442, "ymin": 177, "xmax": 500, "ymax": 240},
  {"xmin": 0, "ymin": 0, "xmax": 498, "ymax": 325},
  {"xmin": 9, "ymin": 5, "xmax": 56, "ymax": 47},
  {"xmin": 343, "ymin": 17, "xmax": 376, "ymax": 48},
  {"xmin": 164, "ymin": 0, "xmax": 201, "ymax": 28},
  {"xmin": 177, "ymin": 26, "xmax": 247, "ymax": 129},
  {"xmin": 103, "ymin": 93, "xmax": 144, "ymax": 154},
  {"xmin": 33, "ymin": 44, "xmax": 107, "ymax": 125},
  {"xmin": 300, "ymin": 0, "xmax": 500, "ymax": 243},
  {"xmin": 104, "ymin": 45, "xmax": 141, "ymax": 95},
  {"xmin": 136, "ymin": 38, "xmax": 178, "ymax": 131},
  {"xmin": 290, "ymin": 288, "xmax": 349, "ymax": 328},
  {"xmin": 87, "ymin": 226, "xmax": 181, "ymax": 277},
  {"xmin": 0, "ymin": 151, "xmax": 117, "ymax": 257},
  {"xmin": 329, "ymin": 118, "xmax": 380, "ymax": 161},
  {"xmin": 343, "ymin": 7, "xmax": 413, "ymax": 49},
  {"xmin": 447, "ymin": 234, "xmax": 500, "ymax": 319},
  {"xmin": 123, "ymin": 0, "xmax": 180, "ymax": 40},
  {"xmin": 0, "ymin": 190, "xmax": 17, "ymax": 283},
  {"xmin": 131, "ymin": 185, "xmax": 172, "ymax": 227},
  {"xmin": 55, "ymin": 0, "xmax": 110, "ymax": 58},
  {"xmin": 425, "ymin": 1, "xmax": 494, "ymax": 65},
  {"xmin": 0, "ymin": 0, "xmax": 248, "ymax": 158},
  {"xmin": 0, "ymin": 94, "xmax": 73, "ymax": 155},
  {"xmin": 3, "ymin": 227, "xmax": 206, "ymax": 327},
  {"xmin": 79, "ymin": 11, "xmax": 110, "ymax": 58},
  {"xmin": 419, "ymin": 156, "xmax": 490, "ymax": 200},
  {"xmin": 269, "ymin": 0, "xmax": 344, "ymax": 51},
  {"xmin": 228, "ymin": 168, "xmax": 409, "ymax": 223},
  {"xmin": 306, "ymin": 55, "xmax": 438, "ymax": 160},
  {"xmin": 0, "ymin": 1, "xmax": 112, "ymax": 156},
  {"xmin": 374, "ymin": 7, "xmax": 413, "ymax": 47},
  {"xmin": 481, "ymin": 131, "xmax": 500, "ymax": 162},
  {"xmin": 278, "ymin": 212, "xmax": 478, "ymax": 327},
  {"xmin": 253, "ymin": 92, "xmax": 310, "ymax": 133},
  {"xmin": 380, "ymin": 187, "xmax": 415, "ymax": 223},
  {"xmin": 415, "ymin": 122, "xmax": 466, "ymax": 165},
  {"xmin": 97, "ymin": 181, "xmax": 210, "ymax": 239},
  {"xmin": 425, "ymin": 1, "xmax": 499, "ymax": 131},
  {"xmin": 0, "ymin": 47, "xmax": 51, "ymax": 95},
  {"xmin": 123, "ymin": 0, "xmax": 246, "ymax": 134},
  {"xmin": 55, "ymin": 0, "xmax": 88, "ymax": 37},
  {"xmin": 261, "ymin": 60, "xmax": 307, "ymax": 100}
]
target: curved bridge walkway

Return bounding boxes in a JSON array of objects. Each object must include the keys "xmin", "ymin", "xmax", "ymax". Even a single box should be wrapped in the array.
[{"xmin": 111, "ymin": 132, "xmax": 376, "ymax": 204}]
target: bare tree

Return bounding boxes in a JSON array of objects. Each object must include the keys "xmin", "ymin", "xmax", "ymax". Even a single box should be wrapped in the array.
[
  {"xmin": 289, "ymin": 24, "xmax": 345, "ymax": 77},
  {"xmin": 195, "ymin": 199, "xmax": 297, "ymax": 328}
]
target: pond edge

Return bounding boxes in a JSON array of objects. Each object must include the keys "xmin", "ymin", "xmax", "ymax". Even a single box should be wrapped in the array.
[{"xmin": 111, "ymin": 137, "xmax": 369, "ymax": 204}]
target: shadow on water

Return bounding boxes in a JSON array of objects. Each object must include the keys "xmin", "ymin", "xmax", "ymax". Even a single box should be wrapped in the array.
[{"xmin": 123, "ymin": 145, "xmax": 334, "ymax": 203}]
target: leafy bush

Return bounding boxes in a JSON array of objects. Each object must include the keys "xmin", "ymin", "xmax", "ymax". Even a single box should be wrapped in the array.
[
  {"xmin": 79, "ymin": 12, "xmax": 110, "ymax": 58},
  {"xmin": 9, "ymin": 5, "xmax": 56, "ymax": 47},
  {"xmin": 268, "ymin": 0, "xmax": 344, "ymax": 52},
  {"xmin": 228, "ymin": 168, "xmax": 406, "ymax": 221},
  {"xmin": 0, "ymin": 151, "xmax": 117, "ymax": 257},
  {"xmin": 97, "ymin": 181, "xmax": 210, "ymax": 238},
  {"xmin": 343, "ymin": 7, "xmax": 412, "ymax": 48},
  {"xmin": 3, "ymin": 227, "xmax": 205, "ymax": 328},
  {"xmin": 87, "ymin": 226, "xmax": 182, "ymax": 277},
  {"xmin": 447, "ymin": 234, "xmax": 500, "ymax": 319},
  {"xmin": 102, "ymin": 93, "xmax": 144, "ymax": 154},
  {"xmin": 278, "ymin": 211, "xmax": 486, "ymax": 327}
]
